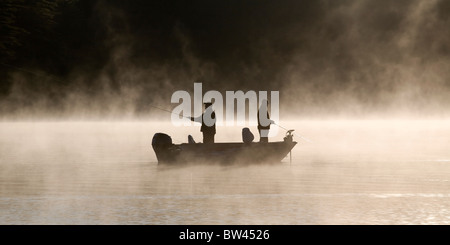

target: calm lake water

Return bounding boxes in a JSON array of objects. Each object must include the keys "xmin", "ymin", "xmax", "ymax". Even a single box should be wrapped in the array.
[{"xmin": 1, "ymin": 120, "xmax": 449, "ymax": 224}]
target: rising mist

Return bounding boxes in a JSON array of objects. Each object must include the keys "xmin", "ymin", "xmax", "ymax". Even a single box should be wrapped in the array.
[{"xmin": 1, "ymin": 0, "xmax": 449, "ymax": 120}]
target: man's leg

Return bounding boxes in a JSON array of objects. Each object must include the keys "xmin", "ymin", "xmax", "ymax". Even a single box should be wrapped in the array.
[
  {"xmin": 259, "ymin": 129, "xmax": 269, "ymax": 143},
  {"xmin": 203, "ymin": 133, "xmax": 215, "ymax": 143}
]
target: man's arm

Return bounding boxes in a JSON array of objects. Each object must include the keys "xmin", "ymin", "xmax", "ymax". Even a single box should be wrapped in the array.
[{"xmin": 190, "ymin": 115, "xmax": 202, "ymax": 123}]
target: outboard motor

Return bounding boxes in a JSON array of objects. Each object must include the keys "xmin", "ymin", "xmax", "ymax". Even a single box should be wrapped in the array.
[
  {"xmin": 152, "ymin": 133, "xmax": 172, "ymax": 147},
  {"xmin": 152, "ymin": 133, "xmax": 174, "ymax": 163}
]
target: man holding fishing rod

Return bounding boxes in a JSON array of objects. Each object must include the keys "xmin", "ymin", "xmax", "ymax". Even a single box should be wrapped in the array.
[
  {"xmin": 190, "ymin": 102, "xmax": 216, "ymax": 144},
  {"xmin": 189, "ymin": 100, "xmax": 274, "ymax": 144},
  {"xmin": 149, "ymin": 101, "xmax": 216, "ymax": 144}
]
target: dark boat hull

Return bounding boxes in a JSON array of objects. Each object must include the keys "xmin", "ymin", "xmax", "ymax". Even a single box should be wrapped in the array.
[{"xmin": 153, "ymin": 141, "xmax": 297, "ymax": 164}]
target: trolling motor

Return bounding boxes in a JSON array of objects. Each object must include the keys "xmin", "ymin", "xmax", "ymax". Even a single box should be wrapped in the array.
[
  {"xmin": 283, "ymin": 130, "xmax": 295, "ymax": 164},
  {"xmin": 284, "ymin": 130, "xmax": 295, "ymax": 143}
]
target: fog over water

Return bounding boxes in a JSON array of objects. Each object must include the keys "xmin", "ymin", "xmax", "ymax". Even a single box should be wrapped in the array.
[
  {"xmin": 1, "ymin": 120, "xmax": 450, "ymax": 224},
  {"xmin": 1, "ymin": 0, "xmax": 450, "ymax": 119},
  {"xmin": 1, "ymin": 1, "xmax": 450, "ymax": 225}
]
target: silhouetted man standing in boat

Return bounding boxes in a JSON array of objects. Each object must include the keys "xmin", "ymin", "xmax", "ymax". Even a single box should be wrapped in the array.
[
  {"xmin": 257, "ymin": 99, "xmax": 274, "ymax": 143},
  {"xmin": 191, "ymin": 102, "xmax": 216, "ymax": 143}
]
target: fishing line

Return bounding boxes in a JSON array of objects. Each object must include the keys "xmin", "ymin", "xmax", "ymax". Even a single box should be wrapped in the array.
[{"xmin": 271, "ymin": 122, "xmax": 312, "ymax": 143}]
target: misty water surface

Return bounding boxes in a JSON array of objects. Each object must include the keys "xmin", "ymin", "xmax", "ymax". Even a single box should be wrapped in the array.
[{"xmin": 1, "ymin": 120, "xmax": 450, "ymax": 224}]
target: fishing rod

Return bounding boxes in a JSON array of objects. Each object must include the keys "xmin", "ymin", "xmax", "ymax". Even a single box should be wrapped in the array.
[
  {"xmin": 150, "ymin": 104, "xmax": 214, "ymax": 122},
  {"xmin": 148, "ymin": 104, "xmax": 190, "ymax": 143},
  {"xmin": 271, "ymin": 121, "xmax": 312, "ymax": 143},
  {"xmin": 149, "ymin": 104, "xmax": 192, "ymax": 120},
  {"xmin": 150, "ymin": 104, "xmax": 312, "ymax": 143}
]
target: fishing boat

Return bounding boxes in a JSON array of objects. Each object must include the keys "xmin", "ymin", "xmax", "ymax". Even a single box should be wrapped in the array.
[{"xmin": 152, "ymin": 130, "xmax": 297, "ymax": 164}]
